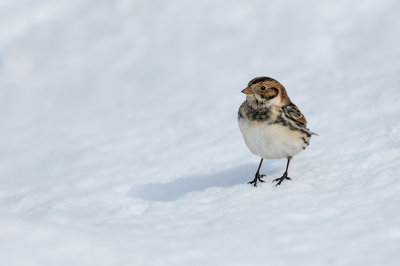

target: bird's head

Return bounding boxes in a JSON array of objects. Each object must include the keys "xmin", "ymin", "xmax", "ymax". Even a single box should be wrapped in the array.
[{"xmin": 241, "ymin": 76, "xmax": 290, "ymax": 106}]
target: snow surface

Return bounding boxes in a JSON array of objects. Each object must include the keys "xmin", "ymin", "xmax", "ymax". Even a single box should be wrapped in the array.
[{"xmin": 1, "ymin": 0, "xmax": 400, "ymax": 265}]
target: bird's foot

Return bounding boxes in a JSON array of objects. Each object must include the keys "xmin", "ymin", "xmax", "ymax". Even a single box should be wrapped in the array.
[
  {"xmin": 272, "ymin": 172, "xmax": 292, "ymax": 186},
  {"xmin": 248, "ymin": 173, "xmax": 266, "ymax": 187}
]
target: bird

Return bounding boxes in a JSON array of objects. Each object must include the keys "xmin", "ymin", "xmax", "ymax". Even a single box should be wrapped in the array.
[{"xmin": 238, "ymin": 76, "xmax": 315, "ymax": 187}]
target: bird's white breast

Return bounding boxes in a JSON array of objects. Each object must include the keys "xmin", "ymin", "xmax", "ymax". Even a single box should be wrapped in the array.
[{"xmin": 238, "ymin": 117, "xmax": 305, "ymax": 159}]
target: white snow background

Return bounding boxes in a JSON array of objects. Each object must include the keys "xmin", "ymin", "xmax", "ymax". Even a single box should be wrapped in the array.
[{"xmin": 1, "ymin": 0, "xmax": 400, "ymax": 265}]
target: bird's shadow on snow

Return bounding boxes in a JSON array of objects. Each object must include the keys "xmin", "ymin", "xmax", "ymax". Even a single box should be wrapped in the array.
[{"xmin": 129, "ymin": 163, "xmax": 278, "ymax": 202}]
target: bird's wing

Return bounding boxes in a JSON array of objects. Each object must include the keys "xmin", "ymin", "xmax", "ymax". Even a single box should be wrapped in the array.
[{"xmin": 283, "ymin": 102, "xmax": 307, "ymax": 127}]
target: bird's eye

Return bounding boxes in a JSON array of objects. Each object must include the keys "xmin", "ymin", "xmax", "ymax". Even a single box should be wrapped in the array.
[{"xmin": 260, "ymin": 86, "xmax": 266, "ymax": 90}]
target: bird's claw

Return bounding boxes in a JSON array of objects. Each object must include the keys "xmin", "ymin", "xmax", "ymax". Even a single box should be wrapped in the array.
[
  {"xmin": 272, "ymin": 174, "xmax": 291, "ymax": 186},
  {"xmin": 248, "ymin": 174, "xmax": 266, "ymax": 187}
]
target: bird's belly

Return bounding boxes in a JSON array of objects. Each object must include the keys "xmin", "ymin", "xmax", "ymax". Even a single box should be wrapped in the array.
[{"xmin": 238, "ymin": 118, "xmax": 306, "ymax": 159}]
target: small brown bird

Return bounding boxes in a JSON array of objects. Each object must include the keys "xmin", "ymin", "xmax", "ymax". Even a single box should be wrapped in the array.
[{"xmin": 238, "ymin": 77, "xmax": 315, "ymax": 187}]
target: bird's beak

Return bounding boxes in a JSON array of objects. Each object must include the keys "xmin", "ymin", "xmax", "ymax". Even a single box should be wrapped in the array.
[{"xmin": 241, "ymin": 87, "xmax": 254, "ymax": 95}]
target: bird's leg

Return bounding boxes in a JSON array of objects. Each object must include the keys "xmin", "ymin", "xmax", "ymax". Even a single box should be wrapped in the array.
[
  {"xmin": 273, "ymin": 157, "xmax": 292, "ymax": 186},
  {"xmin": 248, "ymin": 158, "xmax": 266, "ymax": 187}
]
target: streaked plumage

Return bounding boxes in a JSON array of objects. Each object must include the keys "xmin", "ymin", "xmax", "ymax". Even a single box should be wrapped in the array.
[{"xmin": 238, "ymin": 76, "xmax": 315, "ymax": 186}]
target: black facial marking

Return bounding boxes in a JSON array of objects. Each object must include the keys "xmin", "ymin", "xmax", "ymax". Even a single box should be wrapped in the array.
[
  {"xmin": 260, "ymin": 87, "xmax": 278, "ymax": 100},
  {"xmin": 254, "ymin": 99, "xmax": 265, "ymax": 106},
  {"xmin": 248, "ymin": 76, "xmax": 277, "ymax": 86}
]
